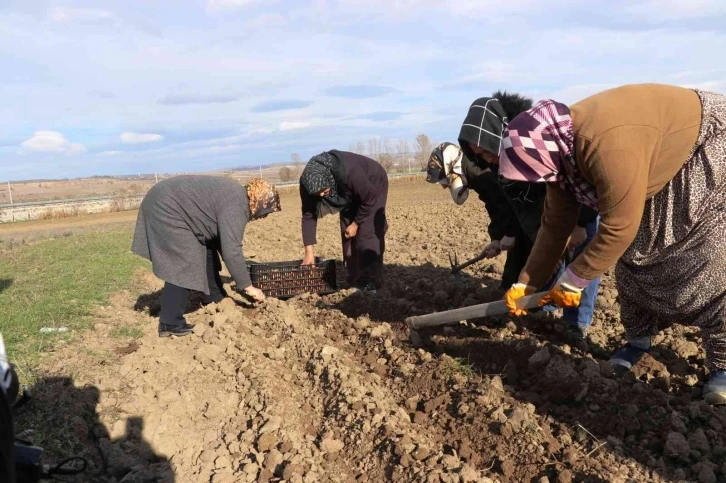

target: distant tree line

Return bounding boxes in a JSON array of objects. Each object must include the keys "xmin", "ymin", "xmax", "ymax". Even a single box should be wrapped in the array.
[{"xmin": 278, "ymin": 134, "xmax": 434, "ymax": 181}]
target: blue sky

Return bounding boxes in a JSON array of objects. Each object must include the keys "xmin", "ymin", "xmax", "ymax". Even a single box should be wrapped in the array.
[{"xmin": 1, "ymin": 0, "xmax": 725, "ymax": 181}]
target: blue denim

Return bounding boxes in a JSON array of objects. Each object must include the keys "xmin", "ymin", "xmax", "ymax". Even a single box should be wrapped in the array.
[{"xmin": 541, "ymin": 217, "xmax": 601, "ymax": 329}]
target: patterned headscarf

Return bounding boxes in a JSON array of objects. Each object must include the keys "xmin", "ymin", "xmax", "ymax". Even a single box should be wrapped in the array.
[
  {"xmin": 458, "ymin": 97, "xmax": 509, "ymax": 164},
  {"xmin": 499, "ymin": 100, "xmax": 599, "ymax": 209},
  {"xmin": 246, "ymin": 178, "xmax": 281, "ymax": 220},
  {"xmin": 300, "ymin": 152, "xmax": 350, "ymax": 217},
  {"xmin": 426, "ymin": 142, "xmax": 469, "ymax": 205}
]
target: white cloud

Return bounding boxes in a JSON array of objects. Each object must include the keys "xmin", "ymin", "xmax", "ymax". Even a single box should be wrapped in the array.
[
  {"xmin": 279, "ymin": 121, "xmax": 312, "ymax": 131},
  {"xmin": 246, "ymin": 13, "xmax": 288, "ymax": 29},
  {"xmin": 544, "ymin": 84, "xmax": 620, "ymax": 104},
  {"xmin": 681, "ymin": 81, "xmax": 726, "ymax": 93},
  {"xmin": 454, "ymin": 61, "xmax": 517, "ymax": 84},
  {"xmin": 66, "ymin": 143, "xmax": 87, "ymax": 155},
  {"xmin": 20, "ymin": 131, "xmax": 87, "ymax": 155},
  {"xmin": 48, "ymin": 7, "xmax": 114, "ymax": 23},
  {"xmin": 98, "ymin": 150, "xmax": 123, "ymax": 156},
  {"xmin": 625, "ymin": 0, "xmax": 726, "ymax": 22},
  {"xmin": 120, "ymin": 132, "xmax": 164, "ymax": 144},
  {"xmin": 330, "ymin": 0, "xmax": 581, "ymax": 20},
  {"xmin": 205, "ymin": 0, "xmax": 269, "ymax": 12}
]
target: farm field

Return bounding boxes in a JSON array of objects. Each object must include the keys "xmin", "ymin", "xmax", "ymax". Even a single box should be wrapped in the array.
[
  {"xmin": 1, "ymin": 167, "xmax": 281, "ymax": 204},
  {"xmin": 1, "ymin": 180, "xmax": 723, "ymax": 483}
]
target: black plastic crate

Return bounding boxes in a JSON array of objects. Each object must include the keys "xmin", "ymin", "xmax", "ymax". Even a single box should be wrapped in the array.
[{"xmin": 246, "ymin": 258, "xmax": 337, "ymax": 299}]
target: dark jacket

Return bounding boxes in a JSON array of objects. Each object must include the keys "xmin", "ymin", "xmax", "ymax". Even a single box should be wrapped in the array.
[
  {"xmin": 131, "ymin": 175, "xmax": 252, "ymax": 293},
  {"xmin": 461, "ymin": 156, "xmax": 519, "ymax": 240},
  {"xmin": 301, "ymin": 151, "xmax": 388, "ymax": 246}
]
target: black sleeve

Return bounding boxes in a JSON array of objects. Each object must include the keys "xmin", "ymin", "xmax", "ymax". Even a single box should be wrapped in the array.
[
  {"xmin": 498, "ymin": 179, "xmax": 547, "ymax": 244},
  {"xmin": 462, "ymin": 157, "xmax": 518, "ymax": 240},
  {"xmin": 577, "ymin": 206, "xmax": 598, "ymax": 227},
  {"xmin": 348, "ymin": 163, "xmax": 378, "ymax": 225}
]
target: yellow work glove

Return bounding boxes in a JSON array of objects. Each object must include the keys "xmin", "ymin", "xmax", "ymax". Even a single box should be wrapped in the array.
[
  {"xmin": 538, "ymin": 269, "xmax": 587, "ymax": 309},
  {"xmin": 504, "ymin": 283, "xmax": 536, "ymax": 316}
]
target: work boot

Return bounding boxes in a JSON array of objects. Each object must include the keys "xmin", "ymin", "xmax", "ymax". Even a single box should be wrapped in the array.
[
  {"xmin": 609, "ymin": 337, "xmax": 651, "ymax": 374},
  {"xmin": 703, "ymin": 371, "xmax": 726, "ymax": 405},
  {"xmin": 158, "ymin": 322, "xmax": 195, "ymax": 337},
  {"xmin": 566, "ymin": 324, "xmax": 588, "ymax": 340}
]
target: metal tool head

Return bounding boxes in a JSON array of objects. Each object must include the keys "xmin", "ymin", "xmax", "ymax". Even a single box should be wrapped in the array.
[
  {"xmin": 448, "ymin": 252, "xmax": 458, "ymax": 271},
  {"xmin": 449, "ymin": 252, "xmax": 464, "ymax": 285}
]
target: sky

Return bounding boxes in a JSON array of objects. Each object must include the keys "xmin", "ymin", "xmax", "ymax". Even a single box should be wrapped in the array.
[{"xmin": 1, "ymin": 0, "xmax": 725, "ymax": 181}]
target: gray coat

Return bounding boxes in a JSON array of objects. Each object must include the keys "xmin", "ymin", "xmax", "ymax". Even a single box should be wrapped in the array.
[{"xmin": 131, "ymin": 175, "xmax": 252, "ymax": 294}]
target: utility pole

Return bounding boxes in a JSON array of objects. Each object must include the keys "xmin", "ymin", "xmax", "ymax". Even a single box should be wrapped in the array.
[
  {"xmin": 7, "ymin": 181, "xmax": 12, "ymax": 205},
  {"xmin": 155, "ymin": 173, "xmax": 158, "ymax": 183},
  {"xmin": 259, "ymin": 166, "xmax": 262, "ymax": 178}
]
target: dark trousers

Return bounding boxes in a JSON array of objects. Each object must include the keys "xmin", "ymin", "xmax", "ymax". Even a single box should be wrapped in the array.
[
  {"xmin": 159, "ymin": 248, "xmax": 227, "ymax": 326},
  {"xmin": 0, "ymin": 381, "xmax": 15, "ymax": 483},
  {"xmin": 341, "ymin": 194, "xmax": 388, "ymax": 289}
]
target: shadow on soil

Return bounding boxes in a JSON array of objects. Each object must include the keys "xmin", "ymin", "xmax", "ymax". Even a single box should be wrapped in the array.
[
  {"xmin": 133, "ymin": 275, "xmax": 247, "ymax": 319},
  {"xmin": 331, "ymin": 262, "xmax": 505, "ymax": 323},
  {"xmin": 14, "ymin": 376, "xmax": 175, "ymax": 482},
  {"xmin": 0, "ymin": 278, "xmax": 12, "ymax": 294},
  {"xmin": 406, "ymin": 319, "xmax": 724, "ymax": 482}
]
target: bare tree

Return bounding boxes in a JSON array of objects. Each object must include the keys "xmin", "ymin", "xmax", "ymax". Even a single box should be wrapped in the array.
[
  {"xmin": 396, "ymin": 139, "xmax": 411, "ymax": 172},
  {"xmin": 350, "ymin": 141, "xmax": 366, "ymax": 155},
  {"xmin": 291, "ymin": 153, "xmax": 303, "ymax": 179},
  {"xmin": 366, "ymin": 138, "xmax": 380, "ymax": 160},
  {"xmin": 279, "ymin": 166, "xmax": 293, "ymax": 182},
  {"xmin": 415, "ymin": 134, "xmax": 433, "ymax": 171},
  {"xmin": 378, "ymin": 152, "xmax": 395, "ymax": 172}
]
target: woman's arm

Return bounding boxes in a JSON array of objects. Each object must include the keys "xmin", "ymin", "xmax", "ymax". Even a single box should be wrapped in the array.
[
  {"xmin": 300, "ymin": 184, "xmax": 319, "ymax": 264},
  {"xmin": 217, "ymin": 204, "xmax": 252, "ymax": 290},
  {"xmin": 462, "ymin": 158, "xmax": 518, "ymax": 240},
  {"xmin": 567, "ymin": 127, "xmax": 656, "ymax": 282},
  {"xmin": 518, "ymin": 184, "xmax": 581, "ymax": 288},
  {"xmin": 349, "ymin": 167, "xmax": 378, "ymax": 226}
]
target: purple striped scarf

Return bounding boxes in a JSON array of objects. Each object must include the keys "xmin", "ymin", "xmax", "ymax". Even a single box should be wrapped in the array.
[{"xmin": 499, "ymin": 100, "xmax": 599, "ymax": 210}]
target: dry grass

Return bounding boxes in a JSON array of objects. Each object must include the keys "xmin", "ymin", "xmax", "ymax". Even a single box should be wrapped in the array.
[
  {"xmin": 37, "ymin": 206, "xmax": 84, "ymax": 220},
  {"xmin": 109, "ymin": 197, "xmax": 142, "ymax": 212}
]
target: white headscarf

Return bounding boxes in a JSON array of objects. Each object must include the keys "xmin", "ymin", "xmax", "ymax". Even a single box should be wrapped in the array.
[
  {"xmin": 441, "ymin": 144, "xmax": 469, "ymax": 205},
  {"xmin": 426, "ymin": 142, "xmax": 469, "ymax": 204}
]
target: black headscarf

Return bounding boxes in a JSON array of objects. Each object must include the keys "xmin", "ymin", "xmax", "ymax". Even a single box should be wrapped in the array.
[
  {"xmin": 300, "ymin": 151, "xmax": 350, "ymax": 218},
  {"xmin": 458, "ymin": 97, "xmax": 509, "ymax": 165}
]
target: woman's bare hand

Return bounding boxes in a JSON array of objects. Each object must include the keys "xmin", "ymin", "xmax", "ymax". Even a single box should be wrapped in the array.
[
  {"xmin": 344, "ymin": 222, "xmax": 358, "ymax": 239},
  {"xmin": 243, "ymin": 286, "xmax": 266, "ymax": 302}
]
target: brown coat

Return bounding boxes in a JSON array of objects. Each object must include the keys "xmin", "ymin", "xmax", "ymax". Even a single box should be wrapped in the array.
[{"xmin": 519, "ymin": 84, "xmax": 702, "ymax": 287}]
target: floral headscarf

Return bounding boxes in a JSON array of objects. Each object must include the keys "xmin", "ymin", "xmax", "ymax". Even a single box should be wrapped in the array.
[{"xmin": 246, "ymin": 178, "xmax": 281, "ymax": 220}]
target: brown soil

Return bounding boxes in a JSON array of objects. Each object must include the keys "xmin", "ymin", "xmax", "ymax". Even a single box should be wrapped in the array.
[{"xmin": 16, "ymin": 182, "xmax": 726, "ymax": 483}]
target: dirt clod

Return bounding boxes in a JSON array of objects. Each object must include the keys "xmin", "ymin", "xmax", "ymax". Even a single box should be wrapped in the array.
[{"xmin": 665, "ymin": 432, "xmax": 690, "ymax": 460}]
